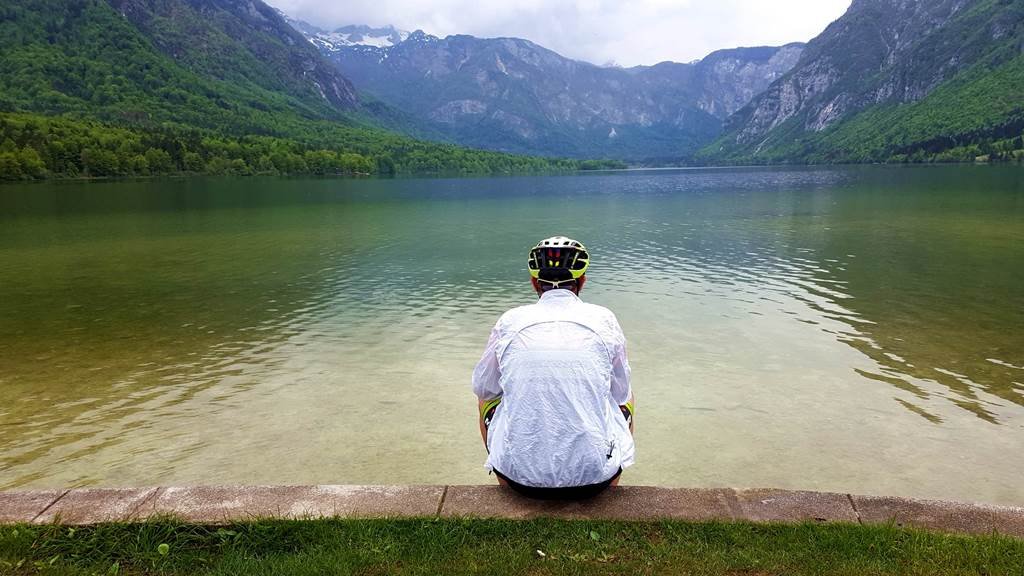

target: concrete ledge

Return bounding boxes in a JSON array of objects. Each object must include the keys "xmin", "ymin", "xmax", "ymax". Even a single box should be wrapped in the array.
[
  {"xmin": 734, "ymin": 489, "xmax": 858, "ymax": 524},
  {"xmin": 0, "ymin": 490, "xmax": 67, "ymax": 524},
  {"xmin": 35, "ymin": 487, "xmax": 159, "ymax": 525},
  {"xmin": 441, "ymin": 486, "xmax": 736, "ymax": 520},
  {"xmin": 138, "ymin": 485, "xmax": 445, "ymax": 524},
  {"xmin": 852, "ymin": 494, "xmax": 1024, "ymax": 537},
  {"xmin": 1, "ymin": 485, "xmax": 1021, "ymax": 538}
]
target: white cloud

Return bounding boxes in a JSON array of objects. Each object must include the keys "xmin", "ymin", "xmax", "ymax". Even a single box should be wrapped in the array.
[{"xmin": 268, "ymin": 0, "xmax": 851, "ymax": 67}]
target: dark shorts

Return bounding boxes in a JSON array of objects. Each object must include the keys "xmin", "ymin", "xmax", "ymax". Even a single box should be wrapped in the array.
[
  {"xmin": 493, "ymin": 467, "xmax": 621, "ymax": 500},
  {"xmin": 481, "ymin": 398, "xmax": 630, "ymax": 500}
]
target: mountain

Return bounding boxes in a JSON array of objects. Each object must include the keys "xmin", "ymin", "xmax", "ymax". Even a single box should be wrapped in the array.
[
  {"xmin": 109, "ymin": 0, "xmax": 359, "ymax": 111},
  {"xmin": 0, "ymin": 0, "xmax": 595, "ymax": 180},
  {"xmin": 287, "ymin": 17, "xmax": 803, "ymax": 161},
  {"xmin": 295, "ymin": 21, "xmax": 410, "ymax": 51},
  {"xmin": 0, "ymin": 0, "xmax": 358, "ymax": 132},
  {"xmin": 702, "ymin": 0, "xmax": 1024, "ymax": 163},
  {"xmin": 630, "ymin": 45, "xmax": 806, "ymax": 121}
]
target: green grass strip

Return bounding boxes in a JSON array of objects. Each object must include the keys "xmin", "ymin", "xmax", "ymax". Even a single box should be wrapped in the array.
[{"xmin": 1, "ymin": 518, "xmax": 1022, "ymax": 575}]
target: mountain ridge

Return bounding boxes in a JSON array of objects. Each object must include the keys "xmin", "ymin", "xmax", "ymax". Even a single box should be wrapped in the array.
[
  {"xmin": 286, "ymin": 15, "xmax": 805, "ymax": 161},
  {"xmin": 702, "ymin": 0, "xmax": 1024, "ymax": 163},
  {"xmin": 5, "ymin": 0, "xmax": 1018, "ymax": 175}
]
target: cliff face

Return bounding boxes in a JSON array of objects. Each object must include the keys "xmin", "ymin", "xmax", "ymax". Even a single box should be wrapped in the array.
[
  {"xmin": 714, "ymin": 0, "xmax": 1024, "ymax": 158},
  {"xmin": 635, "ymin": 44, "xmax": 806, "ymax": 121},
  {"xmin": 291, "ymin": 18, "xmax": 803, "ymax": 160},
  {"xmin": 109, "ymin": 0, "xmax": 358, "ymax": 110}
]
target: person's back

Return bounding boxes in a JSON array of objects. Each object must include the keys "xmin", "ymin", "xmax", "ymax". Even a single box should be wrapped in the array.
[{"xmin": 473, "ymin": 236, "xmax": 634, "ymax": 499}]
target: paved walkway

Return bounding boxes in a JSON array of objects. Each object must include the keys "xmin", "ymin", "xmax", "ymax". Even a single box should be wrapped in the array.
[{"xmin": 1, "ymin": 485, "xmax": 1022, "ymax": 537}]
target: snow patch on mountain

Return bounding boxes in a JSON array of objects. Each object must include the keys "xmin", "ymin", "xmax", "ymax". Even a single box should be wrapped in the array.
[
  {"xmin": 280, "ymin": 14, "xmax": 409, "ymax": 51},
  {"xmin": 311, "ymin": 26, "xmax": 409, "ymax": 50}
]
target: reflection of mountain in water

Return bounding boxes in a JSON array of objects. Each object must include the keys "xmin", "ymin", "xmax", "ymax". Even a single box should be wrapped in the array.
[
  {"xmin": 593, "ymin": 166, "xmax": 1024, "ymax": 425},
  {"xmin": 732, "ymin": 168, "xmax": 1022, "ymax": 424},
  {"xmin": 815, "ymin": 200, "xmax": 1024, "ymax": 425}
]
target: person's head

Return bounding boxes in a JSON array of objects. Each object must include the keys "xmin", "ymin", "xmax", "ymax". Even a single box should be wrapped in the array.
[{"xmin": 527, "ymin": 236, "xmax": 589, "ymax": 296}]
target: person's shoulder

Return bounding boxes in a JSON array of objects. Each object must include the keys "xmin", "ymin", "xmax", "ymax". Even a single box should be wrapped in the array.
[
  {"xmin": 496, "ymin": 301, "xmax": 541, "ymax": 326},
  {"xmin": 578, "ymin": 301, "xmax": 618, "ymax": 321},
  {"xmin": 577, "ymin": 301, "xmax": 625, "ymax": 334}
]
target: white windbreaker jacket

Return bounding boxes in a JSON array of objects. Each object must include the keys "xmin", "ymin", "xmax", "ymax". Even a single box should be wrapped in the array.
[{"xmin": 472, "ymin": 289, "xmax": 634, "ymax": 487}]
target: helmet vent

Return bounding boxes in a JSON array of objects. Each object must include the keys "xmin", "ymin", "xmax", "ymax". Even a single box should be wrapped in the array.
[{"xmin": 528, "ymin": 236, "xmax": 589, "ymax": 283}]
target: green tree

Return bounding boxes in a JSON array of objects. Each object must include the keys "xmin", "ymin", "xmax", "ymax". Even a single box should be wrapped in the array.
[
  {"xmin": 0, "ymin": 151, "xmax": 23, "ymax": 179},
  {"xmin": 228, "ymin": 158, "xmax": 250, "ymax": 175},
  {"xmin": 16, "ymin": 146, "xmax": 45, "ymax": 178},
  {"xmin": 144, "ymin": 148, "xmax": 174, "ymax": 174},
  {"xmin": 376, "ymin": 155, "xmax": 396, "ymax": 175},
  {"xmin": 127, "ymin": 154, "xmax": 149, "ymax": 175},
  {"xmin": 80, "ymin": 147, "xmax": 119, "ymax": 176},
  {"xmin": 182, "ymin": 151, "xmax": 203, "ymax": 172}
]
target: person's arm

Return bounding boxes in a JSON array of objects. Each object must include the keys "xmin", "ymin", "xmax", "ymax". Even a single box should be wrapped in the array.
[
  {"xmin": 472, "ymin": 321, "xmax": 503, "ymax": 446},
  {"xmin": 477, "ymin": 398, "xmax": 490, "ymax": 444},
  {"xmin": 622, "ymin": 393, "xmax": 635, "ymax": 434},
  {"xmin": 609, "ymin": 316, "xmax": 634, "ymax": 434}
]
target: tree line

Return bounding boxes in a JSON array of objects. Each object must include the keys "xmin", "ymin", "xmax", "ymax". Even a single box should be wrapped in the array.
[{"xmin": 0, "ymin": 113, "xmax": 626, "ymax": 181}]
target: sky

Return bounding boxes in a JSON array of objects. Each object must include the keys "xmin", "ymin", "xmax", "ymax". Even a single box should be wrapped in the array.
[{"xmin": 266, "ymin": 0, "xmax": 852, "ymax": 67}]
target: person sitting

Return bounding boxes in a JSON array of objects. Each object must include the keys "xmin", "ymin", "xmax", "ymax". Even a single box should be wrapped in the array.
[{"xmin": 472, "ymin": 236, "xmax": 635, "ymax": 499}]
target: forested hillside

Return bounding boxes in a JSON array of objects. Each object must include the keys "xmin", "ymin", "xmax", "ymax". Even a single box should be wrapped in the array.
[
  {"xmin": 700, "ymin": 0, "xmax": 1024, "ymax": 164},
  {"xmin": 767, "ymin": 55, "xmax": 1024, "ymax": 163},
  {"xmin": 0, "ymin": 0, "xmax": 343, "ymax": 132},
  {"xmin": 0, "ymin": 0, "xmax": 607, "ymax": 180},
  {"xmin": 109, "ymin": 0, "xmax": 358, "ymax": 111}
]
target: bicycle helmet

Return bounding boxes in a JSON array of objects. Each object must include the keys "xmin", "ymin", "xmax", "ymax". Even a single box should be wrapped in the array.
[{"xmin": 527, "ymin": 236, "xmax": 590, "ymax": 288}]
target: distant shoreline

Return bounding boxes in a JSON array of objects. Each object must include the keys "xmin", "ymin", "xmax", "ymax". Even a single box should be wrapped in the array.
[{"xmin": 3, "ymin": 160, "xmax": 1020, "ymax": 186}]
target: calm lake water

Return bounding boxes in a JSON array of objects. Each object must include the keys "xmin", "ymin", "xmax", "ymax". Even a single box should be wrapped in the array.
[{"xmin": 1, "ymin": 166, "xmax": 1022, "ymax": 504}]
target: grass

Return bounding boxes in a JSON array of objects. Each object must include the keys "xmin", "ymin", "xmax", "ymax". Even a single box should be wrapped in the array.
[{"xmin": 1, "ymin": 519, "xmax": 1022, "ymax": 575}]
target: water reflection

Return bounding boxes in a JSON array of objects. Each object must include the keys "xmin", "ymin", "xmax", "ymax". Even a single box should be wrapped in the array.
[
  {"xmin": 591, "ymin": 177, "xmax": 1022, "ymax": 427},
  {"xmin": 1, "ymin": 167, "xmax": 1022, "ymax": 502}
]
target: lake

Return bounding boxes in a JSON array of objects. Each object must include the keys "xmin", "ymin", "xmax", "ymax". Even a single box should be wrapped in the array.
[{"xmin": 1, "ymin": 165, "xmax": 1022, "ymax": 505}]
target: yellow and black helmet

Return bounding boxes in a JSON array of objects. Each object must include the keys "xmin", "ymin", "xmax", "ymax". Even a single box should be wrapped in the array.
[{"xmin": 528, "ymin": 236, "xmax": 590, "ymax": 288}]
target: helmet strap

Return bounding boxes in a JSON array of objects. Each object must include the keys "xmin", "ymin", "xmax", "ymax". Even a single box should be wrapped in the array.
[{"xmin": 533, "ymin": 276, "xmax": 585, "ymax": 295}]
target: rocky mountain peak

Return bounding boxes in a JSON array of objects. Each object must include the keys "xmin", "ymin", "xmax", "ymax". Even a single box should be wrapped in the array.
[
  {"xmin": 405, "ymin": 29, "xmax": 440, "ymax": 43},
  {"xmin": 704, "ymin": 0, "xmax": 1024, "ymax": 163},
  {"xmin": 280, "ymin": 15, "xmax": 416, "ymax": 52},
  {"xmin": 284, "ymin": 17, "xmax": 805, "ymax": 160}
]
